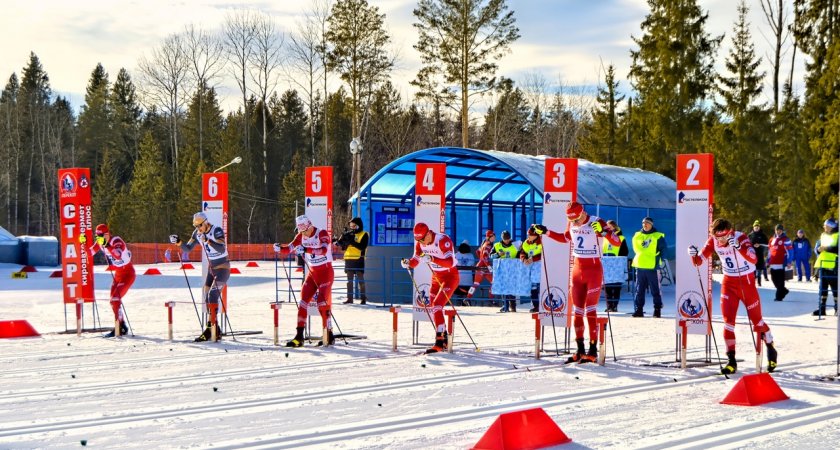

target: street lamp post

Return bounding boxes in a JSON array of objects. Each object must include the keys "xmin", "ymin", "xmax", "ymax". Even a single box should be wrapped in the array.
[
  {"xmin": 349, "ymin": 138, "xmax": 362, "ymax": 216},
  {"xmin": 213, "ymin": 156, "xmax": 242, "ymax": 173}
]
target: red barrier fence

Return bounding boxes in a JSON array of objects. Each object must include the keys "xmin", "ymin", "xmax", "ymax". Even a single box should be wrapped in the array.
[{"xmin": 125, "ymin": 243, "xmax": 344, "ymax": 265}]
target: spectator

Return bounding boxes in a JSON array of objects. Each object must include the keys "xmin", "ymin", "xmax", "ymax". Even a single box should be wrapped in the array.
[
  {"xmin": 338, "ymin": 217, "xmax": 369, "ymax": 305},
  {"xmin": 602, "ymin": 220, "xmax": 629, "ymax": 312},
  {"xmin": 768, "ymin": 224, "xmax": 793, "ymax": 301},
  {"xmin": 792, "ymin": 229, "xmax": 812, "ymax": 282},
  {"xmin": 813, "ymin": 218, "xmax": 839, "ymax": 316},
  {"xmin": 454, "ymin": 241, "xmax": 477, "ymax": 306},
  {"xmin": 631, "ymin": 217, "xmax": 667, "ymax": 317},
  {"xmin": 518, "ymin": 226, "xmax": 543, "ymax": 313},
  {"xmin": 748, "ymin": 221, "xmax": 770, "ymax": 286},
  {"xmin": 467, "ymin": 230, "xmax": 495, "ymax": 302},
  {"xmin": 492, "ymin": 230, "xmax": 519, "ymax": 312}
]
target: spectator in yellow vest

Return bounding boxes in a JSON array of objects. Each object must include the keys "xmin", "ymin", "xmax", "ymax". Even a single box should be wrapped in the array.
[
  {"xmin": 337, "ymin": 217, "xmax": 369, "ymax": 305},
  {"xmin": 631, "ymin": 217, "xmax": 667, "ymax": 318},
  {"xmin": 518, "ymin": 226, "xmax": 543, "ymax": 313},
  {"xmin": 813, "ymin": 218, "xmax": 838, "ymax": 316}
]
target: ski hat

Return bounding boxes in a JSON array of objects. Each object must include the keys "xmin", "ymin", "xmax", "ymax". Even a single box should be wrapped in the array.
[
  {"xmin": 565, "ymin": 201, "xmax": 584, "ymax": 221},
  {"xmin": 753, "ymin": 220, "xmax": 761, "ymax": 227},
  {"xmin": 95, "ymin": 224, "xmax": 109, "ymax": 236},
  {"xmin": 501, "ymin": 230, "xmax": 512, "ymax": 241},
  {"xmin": 826, "ymin": 218, "xmax": 838, "ymax": 229},
  {"xmin": 349, "ymin": 217, "xmax": 363, "ymax": 231},
  {"xmin": 413, "ymin": 222, "xmax": 429, "ymax": 240},
  {"xmin": 797, "ymin": 229, "xmax": 805, "ymax": 234},
  {"xmin": 295, "ymin": 215, "xmax": 312, "ymax": 232},
  {"xmin": 458, "ymin": 241, "xmax": 471, "ymax": 253},
  {"xmin": 192, "ymin": 212, "xmax": 208, "ymax": 227},
  {"xmin": 485, "ymin": 229, "xmax": 495, "ymax": 238},
  {"xmin": 775, "ymin": 224, "xmax": 784, "ymax": 231},
  {"xmin": 527, "ymin": 225, "xmax": 538, "ymax": 237},
  {"xmin": 642, "ymin": 217, "xmax": 654, "ymax": 225}
]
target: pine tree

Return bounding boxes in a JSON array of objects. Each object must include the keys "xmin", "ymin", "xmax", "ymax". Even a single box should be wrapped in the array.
[
  {"xmin": 582, "ymin": 64, "xmax": 625, "ymax": 165},
  {"xmin": 278, "ymin": 151, "xmax": 306, "ymax": 242},
  {"xmin": 112, "ymin": 68, "xmax": 142, "ymax": 185},
  {"xmin": 120, "ymin": 131, "xmax": 171, "ymax": 241},
  {"xmin": 92, "ymin": 146, "xmax": 119, "ymax": 227},
  {"xmin": 629, "ymin": 0, "xmax": 722, "ymax": 177},
  {"xmin": 479, "ymin": 78, "xmax": 530, "ymax": 153},
  {"xmin": 77, "ymin": 63, "xmax": 114, "ymax": 172}
]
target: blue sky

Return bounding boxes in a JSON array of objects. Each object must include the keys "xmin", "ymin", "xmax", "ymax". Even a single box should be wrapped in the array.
[{"xmin": 0, "ymin": 0, "xmax": 804, "ymax": 115}]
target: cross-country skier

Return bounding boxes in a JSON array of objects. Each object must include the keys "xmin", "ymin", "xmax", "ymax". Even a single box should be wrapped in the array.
[
  {"xmin": 274, "ymin": 215, "xmax": 335, "ymax": 347},
  {"xmin": 401, "ymin": 222, "xmax": 458, "ymax": 353},
  {"xmin": 80, "ymin": 224, "xmax": 135, "ymax": 337},
  {"xmin": 466, "ymin": 230, "xmax": 495, "ymax": 302},
  {"xmin": 170, "ymin": 212, "xmax": 230, "ymax": 342},
  {"xmin": 688, "ymin": 218, "xmax": 778, "ymax": 374},
  {"xmin": 533, "ymin": 201, "xmax": 620, "ymax": 363}
]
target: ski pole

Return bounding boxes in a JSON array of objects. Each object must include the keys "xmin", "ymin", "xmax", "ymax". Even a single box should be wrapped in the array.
[
  {"xmin": 108, "ymin": 270, "xmax": 134, "ymax": 337},
  {"xmin": 404, "ymin": 266, "xmax": 439, "ymax": 334},
  {"xmin": 594, "ymin": 227, "xmax": 617, "ymax": 361},
  {"xmin": 694, "ymin": 260, "xmax": 726, "ymax": 378},
  {"xmin": 299, "ymin": 254, "xmax": 348, "ymax": 345},
  {"xmin": 196, "ymin": 234, "xmax": 237, "ymax": 341},
  {"xmin": 175, "ymin": 248, "xmax": 204, "ymax": 330},
  {"xmin": 538, "ymin": 244, "xmax": 561, "ymax": 357},
  {"xmin": 425, "ymin": 261, "xmax": 481, "ymax": 352},
  {"xmin": 729, "ymin": 238, "xmax": 760, "ymax": 371}
]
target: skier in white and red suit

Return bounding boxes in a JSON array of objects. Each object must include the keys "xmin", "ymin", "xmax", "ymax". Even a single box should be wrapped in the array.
[
  {"xmin": 274, "ymin": 215, "xmax": 335, "ymax": 347},
  {"xmin": 533, "ymin": 201, "xmax": 620, "ymax": 363},
  {"xmin": 688, "ymin": 218, "xmax": 778, "ymax": 374},
  {"xmin": 401, "ymin": 222, "xmax": 459, "ymax": 353},
  {"xmin": 466, "ymin": 230, "xmax": 496, "ymax": 300},
  {"xmin": 79, "ymin": 223, "xmax": 135, "ymax": 337}
]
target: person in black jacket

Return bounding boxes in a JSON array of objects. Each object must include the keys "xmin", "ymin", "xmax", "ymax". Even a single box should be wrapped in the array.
[
  {"xmin": 748, "ymin": 221, "xmax": 770, "ymax": 286},
  {"xmin": 337, "ymin": 217, "xmax": 369, "ymax": 304}
]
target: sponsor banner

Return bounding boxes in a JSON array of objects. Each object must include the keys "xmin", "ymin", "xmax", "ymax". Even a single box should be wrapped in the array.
[
  {"xmin": 413, "ymin": 163, "xmax": 446, "ymax": 321},
  {"xmin": 58, "ymin": 168, "xmax": 95, "ymax": 304},
  {"xmin": 305, "ymin": 167, "xmax": 333, "ymax": 312},
  {"xmin": 202, "ymin": 173, "xmax": 229, "ymax": 311},
  {"xmin": 541, "ymin": 159, "xmax": 576, "ymax": 328},
  {"xmin": 675, "ymin": 154, "xmax": 714, "ymax": 335}
]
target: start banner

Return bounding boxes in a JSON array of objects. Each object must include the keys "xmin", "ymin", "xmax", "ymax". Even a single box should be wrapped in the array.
[
  {"xmin": 58, "ymin": 168, "xmax": 95, "ymax": 304},
  {"xmin": 541, "ymin": 158, "xmax": 576, "ymax": 328},
  {"xmin": 675, "ymin": 154, "xmax": 714, "ymax": 336},
  {"xmin": 412, "ymin": 163, "xmax": 446, "ymax": 322}
]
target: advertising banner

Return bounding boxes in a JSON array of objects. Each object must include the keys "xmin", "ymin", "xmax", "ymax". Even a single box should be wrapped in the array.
[
  {"xmin": 540, "ymin": 159, "xmax": 576, "ymax": 328},
  {"xmin": 58, "ymin": 168, "xmax": 95, "ymax": 304},
  {"xmin": 304, "ymin": 166, "xmax": 334, "ymax": 312},
  {"xmin": 675, "ymin": 154, "xmax": 714, "ymax": 335},
  {"xmin": 202, "ymin": 172, "xmax": 229, "ymax": 311},
  {"xmin": 412, "ymin": 163, "xmax": 446, "ymax": 321}
]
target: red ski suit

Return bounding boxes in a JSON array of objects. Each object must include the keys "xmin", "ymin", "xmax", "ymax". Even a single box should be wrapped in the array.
[
  {"xmin": 468, "ymin": 239, "xmax": 494, "ymax": 298},
  {"xmin": 691, "ymin": 231, "xmax": 772, "ymax": 351},
  {"xmin": 544, "ymin": 216, "xmax": 619, "ymax": 342},
  {"xmin": 408, "ymin": 231, "xmax": 459, "ymax": 332},
  {"xmin": 290, "ymin": 228, "xmax": 335, "ymax": 330},
  {"xmin": 86, "ymin": 236, "xmax": 135, "ymax": 321}
]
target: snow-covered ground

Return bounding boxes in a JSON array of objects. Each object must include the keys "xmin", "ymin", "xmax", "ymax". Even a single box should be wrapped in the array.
[{"xmin": 1, "ymin": 261, "xmax": 839, "ymax": 449}]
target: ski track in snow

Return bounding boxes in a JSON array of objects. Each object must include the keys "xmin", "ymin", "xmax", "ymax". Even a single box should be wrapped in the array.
[{"xmin": 2, "ymin": 263, "xmax": 840, "ymax": 449}]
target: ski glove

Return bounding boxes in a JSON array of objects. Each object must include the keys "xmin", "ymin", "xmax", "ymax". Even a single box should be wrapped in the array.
[
  {"xmin": 95, "ymin": 236, "xmax": 106, "ymax": 246},
  {"xmin": 687, "ymin": 245, "xmax": 699, "ymax": 257},
  {"xmin": 272, "ymin": 243, "xmax": 282, "ymax": 253},
  {"xmin": 728, "ymin": 237, "xmax": 740, "ymax": 250},
  {"xmin": 533, "ymin": 224, "xmax": 547, "ymax": 235},
  {"xmin": 418, "ymin": 253, "xmax": 432, "ymax": 264},
  {"xmin": 591, "ymin": 221, "xmax": 603, "ymax": 233},
  {"xmin": 400, "ymin": 258, "xmax": 410, "ymax": 269},
  {"xmin": 196, "ymin": 233, "xmax": 207, "ymax": 244},
  {"xmin": 169, "ymin": 234, "xmax": 180, "ymax": 244},
  {"xmin": 295, "ymin": 246, "xmax": 306, "ymax": 256},
  {"xmin": 78, "ymin": 234, "xmax": 87, "ymax": 244}
]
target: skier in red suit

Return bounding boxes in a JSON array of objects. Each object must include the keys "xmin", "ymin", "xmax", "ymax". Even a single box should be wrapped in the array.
[
  {"xmin": 274, "ymin": 215, "xmax": 335, "ymax": 347},
  {"xmin": 401, "ymin": 222, "xmax": 459, "ymax": 353},
  {"xmin": 466, "ymin": 230, "xmax": 496, "ymax": 302},
  {"xmin": 80, "ymin": 223, "xmax": 135, "ymax": 337},
  {"xmin": 688, "ymin": 218, "xmax": 778, "ymax": 374},
  {"xmin": 534, "ymin": 201, "xmax": 619, "ymax": 363}
]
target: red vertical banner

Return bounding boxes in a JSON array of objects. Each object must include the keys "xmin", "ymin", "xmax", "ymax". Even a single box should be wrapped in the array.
[
  {"xmin": 675, "ymin": 154, "xmax": 714, "ymax": 336},
  {"xmin": 58, "ymin": 168, "xmax": 95, "ymax": 304},
  {"xmin": 542, "ymin": 158, "xmax": 577, "ymax": 328},
  {"xmin": 202, "ymin": 173, "xmax": 229, "ymax": 310},
  {"xmin": 412, "ymin": 163, "xmax": 446, "ymax": 322},
  {"xmin": 304, "ymin": 166, "xmax": 334, "ymax": 236}
]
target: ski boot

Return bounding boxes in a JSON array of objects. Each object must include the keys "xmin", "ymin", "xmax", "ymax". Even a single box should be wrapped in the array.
[
  {"xmin": 766, "ymin": 342, "xmax": 778, "ymax": 373},
  {"xmin": 566, "ymin": 338, "xmax": 587, "ymax": 363},
  {"xmin": 579, "ymin": 340, "xmax": 598, "ymax": 363},
  {"xmin": 721, "ymin": 350, "xmax": 737, "ymax": 375},
  {"xmin": 104, "ymin": 321, "xmax": 129, "ymax": 338},
  {"xmin": 194, "ymin": 322, "xmax": 221, "ymax": 342},
  {"xmin": 317, "ymin": 329, "xmax": 335, "ymax": 346},
  {"xmin": 425, "ymin": 332, "xmax": 449, "ymax": 354},
  {"xmin": 285, "ymin": 327, "xmax": 306, "ymax": 347},
  {"xmin": 813, "ymin": 299, "xmax": 827, "ymax": 316}
]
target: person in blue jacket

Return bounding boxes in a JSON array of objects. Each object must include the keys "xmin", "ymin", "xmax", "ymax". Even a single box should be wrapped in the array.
[{"xmin": 792, "ymin": 229, "xmax": 812, "ymax": 282}]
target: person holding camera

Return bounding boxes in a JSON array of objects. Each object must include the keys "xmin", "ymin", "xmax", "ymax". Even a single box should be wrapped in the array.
[{"xmin": 338, "ymin": 217, "xmax": 369, "ymax": 304}]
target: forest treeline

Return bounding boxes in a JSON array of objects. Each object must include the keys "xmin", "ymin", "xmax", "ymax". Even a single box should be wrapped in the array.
[{"xmin": 1, "ymin": 0, "xmax": 837, "ymax": 243}]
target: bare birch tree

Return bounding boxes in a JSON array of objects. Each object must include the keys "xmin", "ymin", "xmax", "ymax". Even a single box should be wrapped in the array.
[
  {"xmin": 184, "ymin": 23, "xmax": 224, "ymax": 160},
  {"xmin": 223, "ymin": 9, "xmax": 257, "ymax": 160},
  {"xmin": 759, "ymin": 0, "xmax": 792, "ymax": 113},
  {"xmin": 249, "ymin": 12, "xmax": 285, "ymax": 191}
]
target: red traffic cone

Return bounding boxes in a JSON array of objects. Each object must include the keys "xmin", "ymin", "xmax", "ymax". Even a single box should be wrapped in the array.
[
  {"xmin": 245, "ymin": 261, "xmax": 259, "ymax": 267},
  {"xmin": 472, "ymin": 407, "xmax": 571, "ymax": 449},
  {"xmin": 0, "ymin": 320, "xmax": 40, "ymax": 338},
  {"xmin": 720, "ymin": 373, "xmax": 789, "ymax": 406},
  {"xmin": 180, "ymin": 263, "xmax": 195, "ymax": 270},
  {"xmin": 143, "ymin": 268, "xmax": 162, "ymax": 275},
  {"xmin": 230, "ymin": 268, "xmax": 242, "ymax": 274}
]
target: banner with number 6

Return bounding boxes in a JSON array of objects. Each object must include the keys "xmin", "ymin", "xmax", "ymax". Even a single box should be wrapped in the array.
[{"xmin": 202, "ymin": 172, "xmax": 229, "ymax": 311}]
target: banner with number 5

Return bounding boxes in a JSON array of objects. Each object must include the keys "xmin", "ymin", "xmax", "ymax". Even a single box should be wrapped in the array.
[
  {"xmin": 541, "ymin": 158, "xmax": 576, "ymax": 328},
  {"xmin": 675, "ymin": 154, "xmax": 713, "ymax": 336},
  {"xmin": 304, "ymin": 167, "xmax": 334, "ymax": 236}
]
